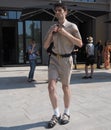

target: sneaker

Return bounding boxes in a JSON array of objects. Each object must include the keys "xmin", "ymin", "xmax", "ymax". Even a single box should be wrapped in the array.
[
  {"xmin": 27, "ymin": 79, "xmax": 36, "ymax": 82},
  {"xmin": 47, "ymin": 115, "xmax": 61, "ymax": 128},
  {"xmin": 27, "ymin": 78, "xmax": 32, "ymax": 82},
  {"xmin": 60, "ymin": 113, "xmax": 70, "ymax": 125},
  {"xmin": 31, "ymin": 79, "xmax": 36, "ymax": 82}
]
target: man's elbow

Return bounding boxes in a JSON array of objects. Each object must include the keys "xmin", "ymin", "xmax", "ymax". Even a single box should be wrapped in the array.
[
  {"xmin": 78, "ymin": 40, "xmax": 83, "ymax": 48},
  {"xmin": 43, "ymin": 44, "xmax": 47, "ymax": 50},
  {"xmin": 43, "ymin": 41, "xmax": 48, "ymax": 50}
]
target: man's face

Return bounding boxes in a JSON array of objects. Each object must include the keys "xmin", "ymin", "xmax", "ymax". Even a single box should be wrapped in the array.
[{"xmin": 54, "ymin": 7, "xmax": 67, "ymax": 20}]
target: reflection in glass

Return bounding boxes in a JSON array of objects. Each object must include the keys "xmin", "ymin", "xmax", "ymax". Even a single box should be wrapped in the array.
[
  {"xmin": 18, "ymin": 22, "xmax": 23, "ymax": 63},
  {"xmin": 25, "ymin": 21, "xmax": 41, "ymax": 64},
  {"xmin": 0, "ymin": 11, "xmax": 22, "ymax": 19}
]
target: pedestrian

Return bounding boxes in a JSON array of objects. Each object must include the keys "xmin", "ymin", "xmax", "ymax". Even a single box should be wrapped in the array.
[
  {"xmin": 82, "ymin": 36, "xmax": 95, "ymax": 79},
  {"xmin": 27, "ymin": 38, "xmax": 39, "ymax": 82},
  {"xmin": 95, "ymin": 40, "xmax": 103, "ymax": 69},
  {"xmin": 72, "ymin": 46, "xmax": 78, "ymax": 69},
  {"xmin": 44, "ymin": 2, "xmax": 82, "ymax": 128},
  {"xmin": 103, "ymin": 41, "xmax": 110, "ymax": 69}
]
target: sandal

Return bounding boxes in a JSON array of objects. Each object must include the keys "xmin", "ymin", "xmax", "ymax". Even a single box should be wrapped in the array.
[
  {"xmin": 47, "ymin": 115, "xmax": 61, "ymax": 128},
  {"xmin": 60, "ymin": 113, "xmax": 70, "ymax": 125}
]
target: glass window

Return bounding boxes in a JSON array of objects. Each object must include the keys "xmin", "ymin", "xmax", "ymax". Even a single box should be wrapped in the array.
[
  {"xmin": 17, "ymin": 11, "xmax": 22, "ymax": 19},
  {"xmin": 18, "ymin": 22, "xmax": 24, "ymax": 63},
  {"xmin": 8, "ymin": 11, "xmax": 16, "ymax": 19},
  {"xmin": 0, "ymin": 11, "xmax": 22, "ymax": 19},
  {"xmin": 25, "ymin": 21, "xmax": 41, "ymax": 64},
  {"xmin": 73, "ymin": 0, "xmax": 95, "ymax": 2}
]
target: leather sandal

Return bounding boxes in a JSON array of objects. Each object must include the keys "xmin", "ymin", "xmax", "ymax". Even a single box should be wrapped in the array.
[
  {"xmin": 47, "ymin": 115, "xmax": 61, "ymax": 128},
  {"xmin": 60, "ymin": 113, "xmax": 70, "ymax": 125}
]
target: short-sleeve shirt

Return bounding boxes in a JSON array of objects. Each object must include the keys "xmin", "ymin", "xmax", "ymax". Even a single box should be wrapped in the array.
[
  {"xmin": 51, "ymin": 20, "xmax": 82, "ymax": 54},
  {"xmin": 86, "ymin": 43, "xmax": 94, "ymax": 56},
  {"xmin": 27, "ymin": 45, "xmax": 38, "ymax": 60},
  {"xmin": 48, "ymin": 20, "xmax": 82, "ymax": 85}
]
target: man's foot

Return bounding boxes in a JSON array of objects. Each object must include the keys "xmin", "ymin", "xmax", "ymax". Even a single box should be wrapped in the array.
[
  {"xmin": 82, "ymin": 76, "xmax": 89, "ymax": 79},
  {"xmin": 31, "ymin": 79, "xmax": 36, "ymax": 82},
  {"xmin": 47, "ymin": 115, "xmax": 61, "ymax": 128},
  {"xmin": 88, "ymin": 76, "xmax": 92, "ymax": 79},
  {"xmin": 97, "ymin": 67, "xmax": 102, "ymax": 69},
  {"xmin": 27, "ymin": 79, "xmax": 36, "ymax": 82},
  {"xmin": 27, "ymin": 78, "xmax": 32, "ymax": 82},
  {"xmin": 60, "ymin": 113, "xmax": 70, "ymax": 125}
]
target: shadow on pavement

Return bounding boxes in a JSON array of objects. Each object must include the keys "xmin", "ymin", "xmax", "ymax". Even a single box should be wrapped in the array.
[
  {"xmin": 0, "ymin": 121, "xmax": 48, "ymax": 130},
  {"xmin": 0, "ymin": 76, "xmax": 48, "ymax": 90},
  {"xmin": 0, "ymin": 76, "xmax": 36, "ymax": 90},
  {"xmin": 71, "ymin": 71, "xmax": 111, "ymax": 84}
]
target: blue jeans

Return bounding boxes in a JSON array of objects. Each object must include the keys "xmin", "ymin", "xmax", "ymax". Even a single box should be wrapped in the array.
[{"xmin": 28, "ymin": 59, "xmax": 37, "ymax": 79}]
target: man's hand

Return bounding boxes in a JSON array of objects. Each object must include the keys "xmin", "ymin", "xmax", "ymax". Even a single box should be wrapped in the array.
[
  {"xmin": 57, "ymin": 27, "xmax": 67, "ymax": 35},
  {"xmin": 49, "ymin": 24, "xmax": 59, "ymax": 34}
]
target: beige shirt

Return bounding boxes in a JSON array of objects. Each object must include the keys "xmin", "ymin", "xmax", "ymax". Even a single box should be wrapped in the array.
[{"xmin": 51, "ymin": 20, "xmax": 82, "ymax": 54}]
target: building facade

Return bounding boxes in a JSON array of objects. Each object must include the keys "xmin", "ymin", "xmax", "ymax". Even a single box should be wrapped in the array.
[{"xmin": 0, "ymin": 0, "xmax": 111, "ymax": 66}]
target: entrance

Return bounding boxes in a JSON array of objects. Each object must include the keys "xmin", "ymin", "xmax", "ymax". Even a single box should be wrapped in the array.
[{"xmin": 2, "ymin": 27, "xmax": 17, "ymax": 65}]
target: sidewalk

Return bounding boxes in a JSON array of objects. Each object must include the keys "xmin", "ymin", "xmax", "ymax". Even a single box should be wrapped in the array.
[{"xmin": 0, "ymin": 65, "xmax": 111, "ymax": 130}]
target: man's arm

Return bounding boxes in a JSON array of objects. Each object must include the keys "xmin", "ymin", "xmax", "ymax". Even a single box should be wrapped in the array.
[
  {"xmin": 57, "ymin": 27, "xmax": 83, "ymax": 48},
  {"xmin": 44, "ymin": 32, "xmax": 53, "ymax": 50},
  {"xmin": 44, "ymin": 24, "xmax": 58, "ymax": 49}
]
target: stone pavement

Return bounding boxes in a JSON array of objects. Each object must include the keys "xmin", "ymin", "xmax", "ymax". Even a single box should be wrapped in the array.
[{"xmin": 0, "ymin": 65, "xmax": 111, "ymax": 130}]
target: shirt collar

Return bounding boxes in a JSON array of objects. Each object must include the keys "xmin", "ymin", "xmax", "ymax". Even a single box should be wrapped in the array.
[
  {"xmin": 58, "ymin": 19, "xmax": 68, "ymax": 27},
  {"xmin": 62, "ymin": 19, "xmax": 68, "ymax": 27}
]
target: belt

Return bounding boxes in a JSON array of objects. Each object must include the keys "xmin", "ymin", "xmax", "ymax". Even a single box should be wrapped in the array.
[{"xmin": 51, "ymin": 51, "xmax": 72, "ymax": 58}]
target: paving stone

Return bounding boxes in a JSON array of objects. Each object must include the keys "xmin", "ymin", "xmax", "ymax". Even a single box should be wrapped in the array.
[{"xmin": 0, "ymin": 66, "xmax": 111, "ymax": 130}]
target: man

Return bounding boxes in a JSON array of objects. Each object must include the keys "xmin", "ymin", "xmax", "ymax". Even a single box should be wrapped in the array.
[
  {"xmin": 96, "ymin": 40, "xmax": 103, "ymax": 69},
  {"xmin": 44, "ymin": 2, "xmax": 82, "ymax": 128},
  {"xmin": 27, "ymin": 38, "xmax": 39, "ymax": 82},
  {"xmin": 72, "ymin": 46, "xmax": 79, "ymax": 69},
  {"xmin": 82, "ymin": 36, "xmax": 95, "ymax": 79}
]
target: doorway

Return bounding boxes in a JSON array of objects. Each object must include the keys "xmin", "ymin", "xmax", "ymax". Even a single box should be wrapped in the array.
[{"xmin": 2, "ymin": 27, "xmax": 17, "ymax": 65}]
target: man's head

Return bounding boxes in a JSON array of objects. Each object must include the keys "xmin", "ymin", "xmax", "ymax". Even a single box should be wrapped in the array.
[
  {"xmin": 54, "ymin": 3, "xmax": 68, "ymax": 19},
  {"xmin": 87, "ymin": 36, "xmax": 93, "ymax": 43},
  {"xmin": 54, "ymin": 3, "xmax": 67, "ymax": 12},
  {"xmin": 98, "ymin": 40, "xmax": 102, "ymax": 44},
  {"xmin": 30, "ymin": 38, "xmax": 35, "ymax": 44}
]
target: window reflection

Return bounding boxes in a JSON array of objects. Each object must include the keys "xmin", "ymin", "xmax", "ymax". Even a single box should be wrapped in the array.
[
  {"xmin": 0, "ymin": 11, "xmax": 21, "ymax": 19},
  {"xmin": 25, "ymin": 21, "xmax": 41, "ymax": 64},
  {"xmin": 18, "ymin": 22, "xmax": 23, "ymax": 63}
]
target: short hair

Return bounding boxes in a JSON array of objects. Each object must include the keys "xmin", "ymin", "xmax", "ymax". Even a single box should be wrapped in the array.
[
  {"xmin": 54, "ymin": 3, "xmax": 67, "ymax": 11},
  {"xmin": 87, "ymin": 36, "xmax": 93, "ymax": 43}
]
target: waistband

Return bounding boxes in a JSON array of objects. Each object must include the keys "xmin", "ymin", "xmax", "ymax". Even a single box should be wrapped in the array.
[{"xmin": 51, "ymin": 51, "xmax": 72, "ymax": 58}]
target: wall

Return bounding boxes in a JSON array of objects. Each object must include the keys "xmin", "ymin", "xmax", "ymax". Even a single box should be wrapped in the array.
[
  {"xmin": 107, "ymin": 14, "xmax": 111, "ymax": 41},
  {"xmin": 95, "ymin": 15, "xmax": 108, "ymax": 44}
]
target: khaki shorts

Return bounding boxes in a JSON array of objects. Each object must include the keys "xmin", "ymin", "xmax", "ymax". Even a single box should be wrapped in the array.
[{"xmin": 48, "ymin": 55, "xmax": 73, "ymax": 85}]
